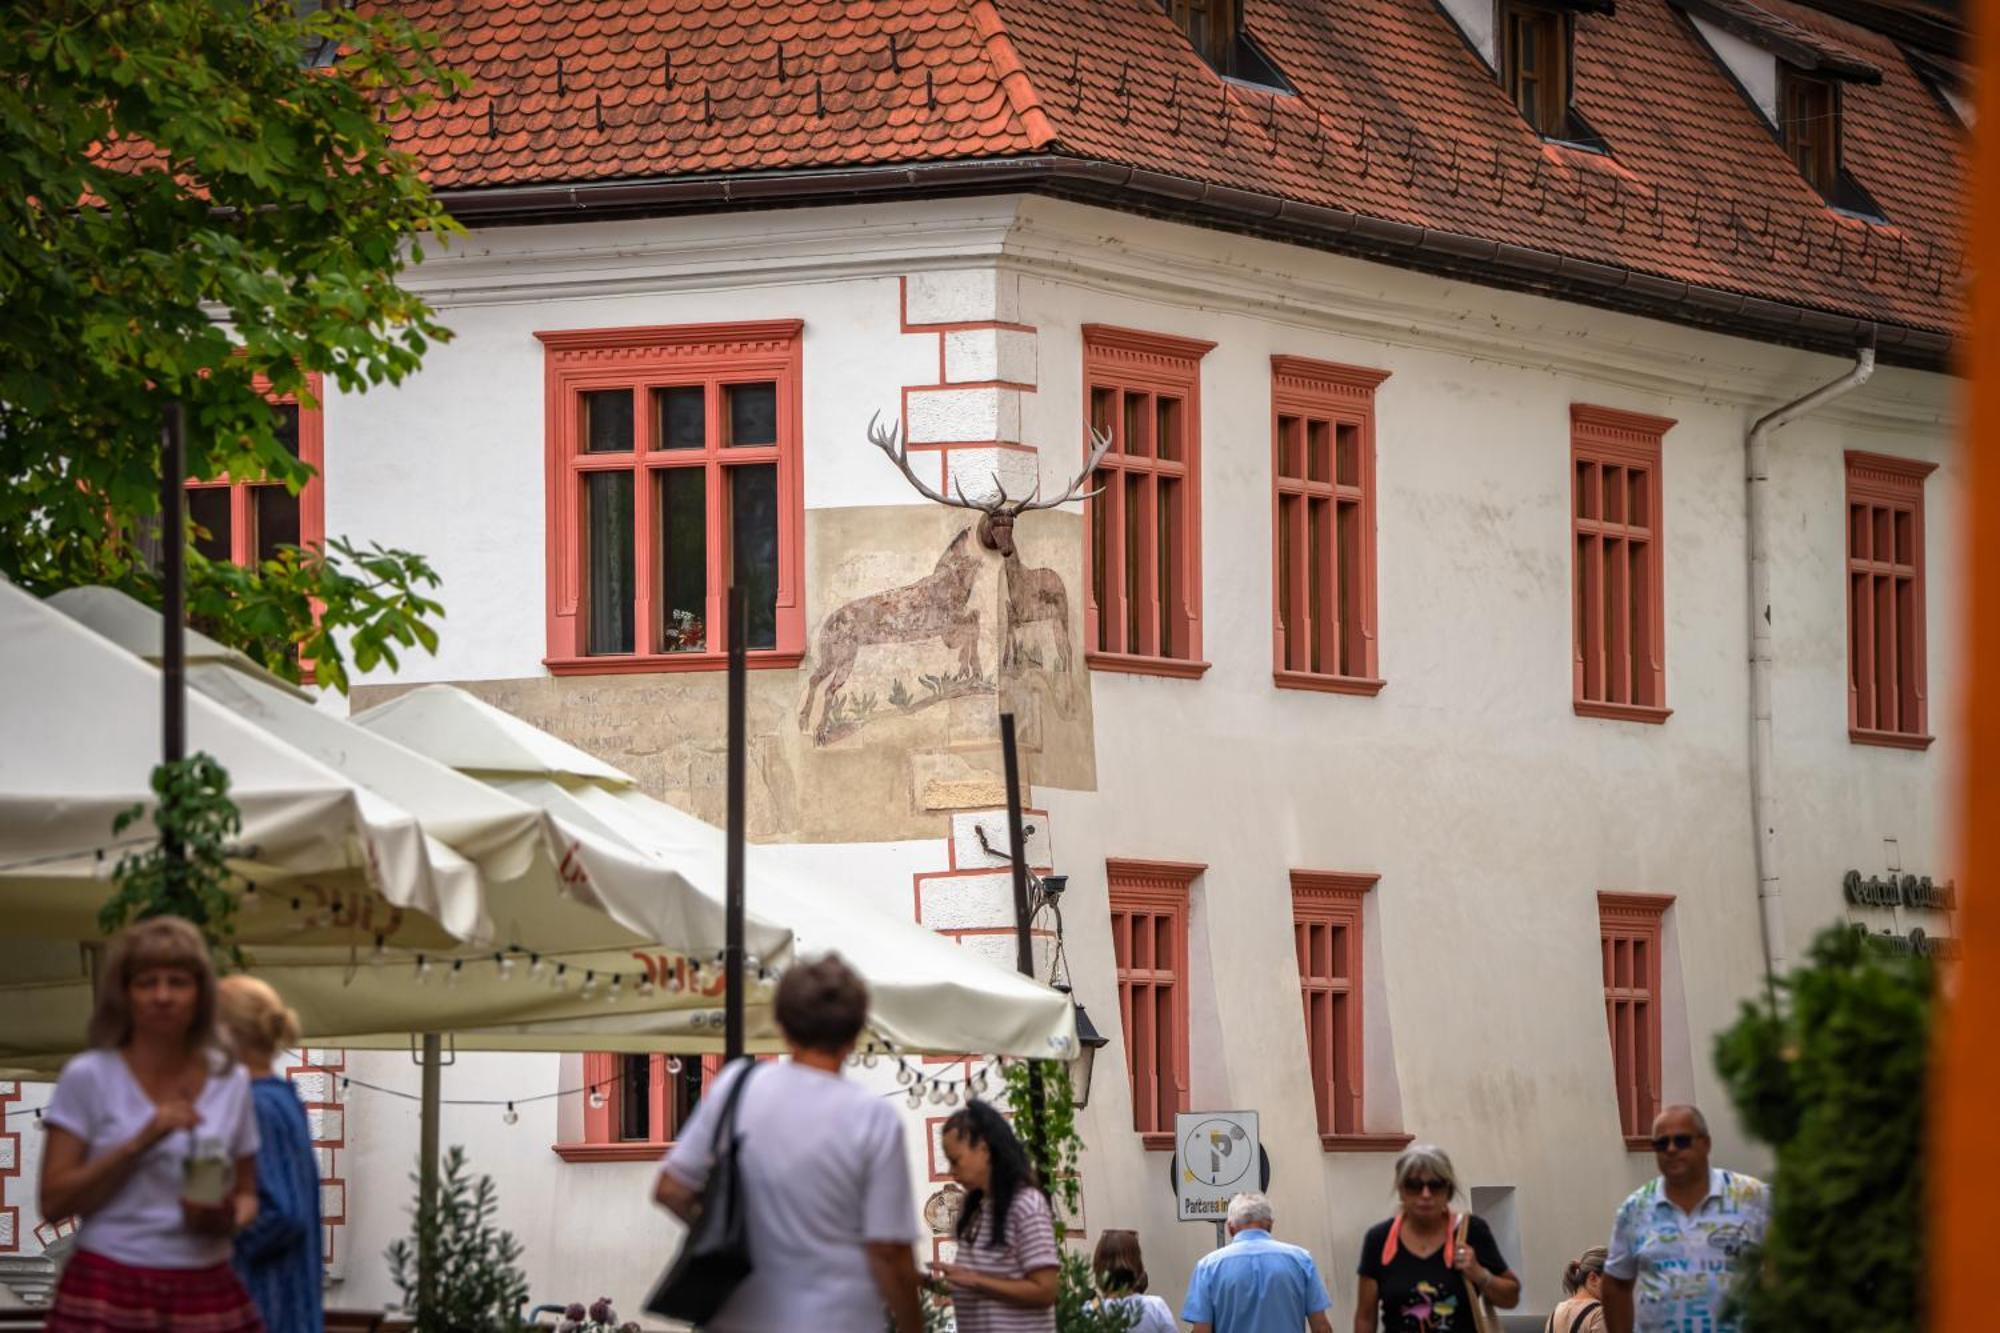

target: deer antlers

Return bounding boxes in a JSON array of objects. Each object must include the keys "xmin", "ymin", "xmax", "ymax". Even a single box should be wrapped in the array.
[{"xmin": 865, "ymin": 411, "xmax": 1110, "ymax": 558}]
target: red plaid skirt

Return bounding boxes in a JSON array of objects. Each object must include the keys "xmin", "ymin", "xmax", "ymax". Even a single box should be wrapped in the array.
[{"xmin": 45, "ymin": 1249, "xmax": 265, "ymax": 1333}]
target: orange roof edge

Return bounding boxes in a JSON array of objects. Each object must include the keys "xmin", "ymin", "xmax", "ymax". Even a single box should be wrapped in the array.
[{"xmin": 970, "ymin": 0, "xmax": 1060, "ymax": 150}]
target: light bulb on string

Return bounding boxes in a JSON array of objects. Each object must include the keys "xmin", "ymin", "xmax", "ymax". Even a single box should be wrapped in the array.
[
  {"xmin": 496, "ymin": 952, "xmax": 515, "ymax": 981},
  {"xmin": 928, "ymin": 1083, "xmax": 946, "ymax": 1105},
  {"xmin": 664, "ymin": 971, "xmax": 684, "ymax": 995},
  {"xmin": 690, "ymin": 1011, "xmax": 707, "ymax": 1029},
  {"xmin": 862, "ymin": 1051, "xmax": 878, "ymax": 1069},
  {"xmin": 744, "ymin": 953, "xmax": 760, "ymax": 972},
  {"xmin": 529, "ymin": 954, "xmax": 546, "ymax": 981},
  {"xmin": 446, "ymin": 960, "xmax": 464, "ymax": 987},
  {"xmin": 552, "ymin": 964, "xmax": 568, "ymax": 991},
  {"xmin": 637, "ymin": 976, "xmax": 656, "ymax": 998},
  {"xmin": 502, "ymin": 1102, "xmax": 519, "ymax": 1126},
  {"xmin": 578, "ymin": 971, "xmax": 597, "ymax": 1000},
  {"xmin": 587, "ymin": 1086, "xmax": 606, "ymax": 1110},
  {"xmin": 897, "ymin": 1063, "xmax": 916, "ymax": 1087},
  {"xmin": 944, "ymin": 1088, "xmax": 959, "ymax": 1107},
  {"xmin": 606, "ymin": 976, "xmax": 622, "ymax": 1003},
  {"xmin": 414, "ymin": 955, "xmax": 432, "ymax": 985},
  {"xmin": 906, "ymin": 1089, "xmax": 923, "ymax": 1110},
  {"xmin": 666, "ymin": 1057, "xmax": 683, "ymax": 1076}
]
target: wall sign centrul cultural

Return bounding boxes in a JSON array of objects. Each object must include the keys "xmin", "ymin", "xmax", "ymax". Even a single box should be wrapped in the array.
[
  {"xmin": 1843, "ymin": 869, "xmax": 1957, "ymax": 911},
  {"xmin": 1851, "ymin": 923, "xmax": 1961, "ymax": 959}
]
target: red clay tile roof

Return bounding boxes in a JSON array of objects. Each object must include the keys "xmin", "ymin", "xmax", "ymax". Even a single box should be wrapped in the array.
[{"xmin": 387, "ymin": 0, "xmax": 1963, "ymax": 348}]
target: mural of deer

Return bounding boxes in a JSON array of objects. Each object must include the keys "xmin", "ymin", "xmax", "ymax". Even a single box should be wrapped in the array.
[
  {"xmin": 796, "ymin": 526, "xmax": 985, "ymax": 741},
  {"xmin": 863, "ymin": 412, "xmax": 1108, "ymax": 560}
]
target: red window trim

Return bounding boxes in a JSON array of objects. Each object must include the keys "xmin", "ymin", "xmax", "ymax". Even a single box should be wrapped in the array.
[
  {"xmin": 536, "ymin": 320, "xmax": 807, "ymax": 676},
  {"xmin": 1571, "ymin": 405, "xmax": 1674, "ymax": 723},
  {"xmin": 1598, "ymin": 891, "xmax": 1672, "ymax": 1151},
  {"xmin": 186, "ymin": 372, "xmax": 327, "ymax": 566},
  {"xmin": 1271, "ymin": 356, "xmax": 1391, "ymax": 695},
  {"xmin": 1290, "ymin": 871, "xmax": 1407, "ymax": 1152},
  {"xmin": 1106, "ymin": 858, "xmax": 1201, "ymax": 1150},
  {"xmin": 1082, "ymin": 325, "xmax": 1216, "ymax": 679},
  {"xmin": 1845, "ymin": 450, "xmax": 1937, "ymax": 749},
  {"xmin": 553, "ymin": 1051, "xmax": 723, "ymax": 1163}
]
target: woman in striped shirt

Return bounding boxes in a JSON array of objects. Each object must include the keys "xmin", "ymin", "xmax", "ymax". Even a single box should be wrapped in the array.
[{"xmin": 929, "ymin": 1102, "xmax": 1060, "ymax": 1333}]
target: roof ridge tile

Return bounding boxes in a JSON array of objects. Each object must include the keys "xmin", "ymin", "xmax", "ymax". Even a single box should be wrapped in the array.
[{"xmin": 969, "ymin": 0, "xmax": 1060, "ymax": 149}]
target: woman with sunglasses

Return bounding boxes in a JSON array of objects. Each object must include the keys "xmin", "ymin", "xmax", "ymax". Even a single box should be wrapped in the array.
[{"xmin": 1354, "ymin": 1145, "xmax": 1519, "ymax": 1333}]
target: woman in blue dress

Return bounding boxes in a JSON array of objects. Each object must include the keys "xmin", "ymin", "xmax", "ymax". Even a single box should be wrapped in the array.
[{"xmin": 219, "ymin": 976, "xmax": 323, "ymax": 1333}]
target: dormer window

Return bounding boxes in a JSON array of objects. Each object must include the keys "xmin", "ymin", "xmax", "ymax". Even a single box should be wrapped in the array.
[
  {"xmin": 1500, "ymin": 1, "xmax": 1568, "ymax": 135},
  {"xmin": 1159, "ymin": 0, "xmax": 1291, "ymax": 89},
  {"xmin": 1779, "ymin": 67, "xmax": 1837, "ymax": 193}
]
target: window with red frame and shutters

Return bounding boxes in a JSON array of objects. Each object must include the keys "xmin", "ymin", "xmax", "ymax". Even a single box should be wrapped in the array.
[
  {"xmin": 1084, "ymin": 326, "xmax": 1215, "ymax": 678},
  {"xmin": 1272, "ymin": 357, "xmax": 1390, "ymax": 693},
  {"xmin": 1600, "ymin": 893, "xmax": 1671, "ymax": 1149},
  {"xmin": 1106, "ymin": 860, "xmax": 1199, "ymax": 1149},
  {"xmin": 1846, "ymin": 450, "xmax": 1937, "ymax": 747},
  {"xmin": 1572, "ymin": 405, "xmax": 1675, "ymax": 723},
  {"xmin": 536, "ymin": 322, "xmax": 805, "ymax": 675},
  {"xmin": 185, "ymin": 382, "xmax": 326, "ymax": 569},
  {"xmin": 555, "ymin": 1052, "xmax": 722, "ymax": 1162}
]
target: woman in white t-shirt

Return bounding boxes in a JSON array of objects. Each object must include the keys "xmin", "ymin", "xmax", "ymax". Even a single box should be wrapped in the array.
[
  {"xmin": 1087, "ymin": 1229, "xmax": 1179, "ymax": 1333},
  {"xmin": 931, "ymin": 1101, "xmax": 1060, "ymax": 1333},
  {"xmin": 38, "ymin": 918, "xmax": 263, "ymax": 1333}
]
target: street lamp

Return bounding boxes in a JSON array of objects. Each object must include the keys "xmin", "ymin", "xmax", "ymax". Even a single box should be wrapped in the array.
[{"xmin": 1055, "ymin": 984, "xmax": 1110, "ymax": 1109}]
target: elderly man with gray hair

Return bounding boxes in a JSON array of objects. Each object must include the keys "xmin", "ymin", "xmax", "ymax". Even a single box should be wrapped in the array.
[{"xmin": 1180, "ymin": 1192, "xmax": 1334, "ymax": 1333}]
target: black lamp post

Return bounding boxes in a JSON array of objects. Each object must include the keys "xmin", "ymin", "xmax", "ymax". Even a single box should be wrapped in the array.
[{"xmin": 1055, "ymin": 984, "xmax": 1110, "ymax": 1109}]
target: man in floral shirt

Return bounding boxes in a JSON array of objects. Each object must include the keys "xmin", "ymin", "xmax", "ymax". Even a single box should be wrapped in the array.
[{"xmin": 1603, "ymin": 1105, "xmax": 1769, "ymax": 1333}]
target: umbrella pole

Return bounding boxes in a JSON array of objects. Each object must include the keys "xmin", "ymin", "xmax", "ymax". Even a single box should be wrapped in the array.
[
  {"xmin": 417, "ymin": 1033, "xmax": 441, "ymax": 1314},
  {"xmin": 160, "ymin": 403, "xmax": 187, "ymax": 843},
  {"xmin": 1000, "ymin": 713, "xmax": 1047, "ymax": 1138},
  {"xmin": 724, "ymin": 584, "xmax": 746, "ymax": 1062}
]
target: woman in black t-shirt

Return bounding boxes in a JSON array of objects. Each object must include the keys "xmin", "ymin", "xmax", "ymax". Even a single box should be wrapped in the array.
[{"xmin": 1355, "ymin": 1145, "xmax": 1521, "ymax": 1333}]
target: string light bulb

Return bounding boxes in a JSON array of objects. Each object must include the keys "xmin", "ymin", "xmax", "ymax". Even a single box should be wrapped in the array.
[
  {"xmin": 906, "ymin": 1089, "xmax": 923, "ymax": 1110},
  {"xmin": 587, "ymin": 1087, "xmax": 606, "ymax": 1110},
  {"xmin": 497, "ymin": 952, "xmax": 515, "ymax": 981},
  {"xmin": 666, "ymin": 1057, "xmax": 683, "ymax": 1076},
  {"xmin": 928, "ymin": 1083, "xmax": 946, "ymax": 1105},
  {"xmin": 578, "ymin": 971, "xmax": 597, "ymax": 1000},
  {"xmin": 502, "ymin": 1102, "xmax": 519, "ymax": 1126},
  {"xmin": 898, "ymin": 1064, "xmax": 916, "ymax": 1087},
  {"xmin": 446, "ymin": 960, "xmax": 464, "ymax": 987},
  {"xmin": 414, "ymin": 955, "xmax": 432, "ymax": 985},
  {"xmin": 529, "ymin": 954, "xmax": 546, "ymax": 981},
  {"xmin": 665, "ymin": 971, "xmax": 684, "ymax": 995},
  {"xmin": 606, "ymin": 976, "xmax": 622, "ymax": 1003},
  {"xmin": 637, "ymin": 976, "xmax": 656, "ymax": 998},
  {"xmin": 552, "ymin": 963, "xmax": 568, "ymax": 991}
]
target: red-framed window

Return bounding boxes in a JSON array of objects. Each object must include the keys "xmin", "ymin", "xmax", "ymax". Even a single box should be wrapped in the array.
[
  {"xmin": 1083, "ymin": 326, "xmax": 1216, "ymax": 679},
  {"xmin": 186, "ymin": 376, "xmax": 326, "ymax": 568},
  {"xmin": 1106, "ymin": 859, "xmax": 1200, "ymax": 1149},
  {"xmin": 554, "ymin": 1052, "xmax": 721, "ymax": 1162},
  {"xmin": 1572, "ymin": 405, "xmax": 1675, "ymax": 723},
  {"xmin": 1846, "ymin": 450, "xmax": 1937, "ymax": 748},
  {"xmin": 535, "ymin": 322, "xmax": 806, "ymax": 675},
  {"xmin": 1272, "ymin": 357, "xmax": 1390, "ymax": 694},
  {"xmin": 1599, "ymin": 892, "xmax": 1671, "ymax": 1150},
  {"xmin": 1290, "ymin": 870, "xmax": 1409, "ymax": 1151}
]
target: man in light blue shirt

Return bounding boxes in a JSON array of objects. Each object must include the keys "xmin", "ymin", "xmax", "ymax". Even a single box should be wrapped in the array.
[{"xmin": 1182, "ymin": 1192, "xmax": 1334, "ymax": 1333}]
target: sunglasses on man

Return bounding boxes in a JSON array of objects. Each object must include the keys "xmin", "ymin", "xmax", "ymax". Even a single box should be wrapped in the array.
[{"xmin": 1650, "ymin": 1133, "xmax": 1702, "ymax": 1153}]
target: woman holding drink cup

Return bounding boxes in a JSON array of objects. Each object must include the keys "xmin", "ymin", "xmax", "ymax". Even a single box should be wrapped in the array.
[{"xmin": 38, "ymin": 917, "xmax": 265, "ymax": 1332}]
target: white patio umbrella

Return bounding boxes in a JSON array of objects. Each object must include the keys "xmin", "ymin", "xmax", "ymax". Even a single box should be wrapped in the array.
[
  {"xmin": 0, "ymin": 588, "xmax": 798, "ymax": 1069},
  {"xmin": 0, "ymin": 578, "xmax": 479, "ymax": 948},
  {"xmin": 355, "ymin": 686, "xmax": 1080, "ymax": 1062}
]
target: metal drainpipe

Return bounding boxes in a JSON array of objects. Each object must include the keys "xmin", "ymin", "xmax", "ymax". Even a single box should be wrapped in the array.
[{"xmin": 1746, "ymin": 343, "xmax": 1876, "ymax": 983}]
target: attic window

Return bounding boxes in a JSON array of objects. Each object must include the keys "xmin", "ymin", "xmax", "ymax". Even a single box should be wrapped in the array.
[
  {"xmin": 1159, "ymin": 0, "xmax": 1291, "ymax": 89},
  {"xmin": 1780, "ymin": 67, "xmax": 1837, "ymax": 193},
  {"xmin": 1500, "ymin": 1, "xmax": 1568, "ymax": 135}
]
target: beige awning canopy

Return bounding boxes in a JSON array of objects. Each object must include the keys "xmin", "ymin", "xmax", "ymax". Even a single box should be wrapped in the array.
[{"xmin": 1, "ymin": 588, "xmax": 1074, "ymax": 1068}]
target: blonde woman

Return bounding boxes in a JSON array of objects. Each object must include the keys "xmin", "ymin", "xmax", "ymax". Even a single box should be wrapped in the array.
[
  {"xmin": 220, "ymin": 975, "xmax": 322, "ymax": 1333},
  {"xmin": 38, "ymin": 918, "xmax": 263, "ymax": 1333}
]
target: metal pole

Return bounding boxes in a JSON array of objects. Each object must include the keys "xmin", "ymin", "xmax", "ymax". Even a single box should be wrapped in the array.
[
  {"xmin": 160, "ymin": 404, "xmax": 187, "ymax": 864},
  {"xmin": 417, "ymin": 1032, "xmax": 441, "ymax": 1315},
  {"xmin": 724, "ymin": 584, "xmax": 746, "ymax": 1062},
  {"xmin": 999, "ymin": 713, "xmax": 1047, "ymax": 1151}
]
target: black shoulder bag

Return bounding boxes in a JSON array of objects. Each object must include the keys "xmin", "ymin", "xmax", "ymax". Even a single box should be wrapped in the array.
[{"xmin": 645, "ymin": 1059, "xmax": 760, "ymax": 1324}]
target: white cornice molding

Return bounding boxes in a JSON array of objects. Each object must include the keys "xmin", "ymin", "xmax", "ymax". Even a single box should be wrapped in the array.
[{"xmin": 403, "ymin": 194, "xmax": 1952, "ymax": 433}]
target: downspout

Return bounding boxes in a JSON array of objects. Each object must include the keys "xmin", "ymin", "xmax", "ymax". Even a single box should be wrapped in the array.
[{"xmin": 1746, "ymin": 342, "xmax": 1876, "ymax": 983}]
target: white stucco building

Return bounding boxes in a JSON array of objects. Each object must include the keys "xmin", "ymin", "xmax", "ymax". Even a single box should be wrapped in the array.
[{"xmin": 3, "ymin": 0, "xmax": 1965, "ymax": 1325}]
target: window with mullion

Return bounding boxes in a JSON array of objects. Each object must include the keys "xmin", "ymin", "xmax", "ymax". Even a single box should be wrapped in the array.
[
  {"xmin": 1106, "ymin": 860, "xmax": 1198, "ymax": 1147},
  {"xmin": 1291, "ymin": 870, "xmax": 1378, "ymax": 1147},
  {"xmin": 1084, "ymin": 327, "xmax": 1213, "ymax": 675},
  {"xmin": 567, "ymin": 378, "xmax": 787, "ymax": 659},
  {"xmin": 1845, "ymin": 451, "xmax": 1934, "ymax": 744},
  {"xmin": 183, "ymin": 396, "xmax": 323, "ymax": 570},
  {"xmin": 1500, "ymin": 0, "xmax": 1569, "ymax": 137},
  {"xmin": 1571, "ymin": 406, "xmax": 1673, "ymax": 720},
  {"xmin": 1597, "ymin": 894, "xmax": 1669, "ymax": 1146},
  {"xmin": 1780, "ymin": 67, "xmax": 1839, "ymax": 196}
]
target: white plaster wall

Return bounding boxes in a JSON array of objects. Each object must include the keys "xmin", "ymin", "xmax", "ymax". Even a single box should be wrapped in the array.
[{"xmin": 1689, "ymin": 15, "xmax": 1780, "ymax": 125}]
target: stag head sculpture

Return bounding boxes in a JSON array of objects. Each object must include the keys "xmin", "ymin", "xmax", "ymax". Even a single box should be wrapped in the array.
[{"xmin": 865, "ymin": 412, "xmax": 1111, "ymax": 559}]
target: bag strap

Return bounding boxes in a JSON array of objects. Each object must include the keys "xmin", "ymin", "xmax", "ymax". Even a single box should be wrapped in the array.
[
  {"xmin": 708, "ymin": 1057, "xmax": 760, "ymax": 1158},
  {"xmin": 1381, "ymin": 1211, "xmax": 1461, "ymax": 1268}
]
